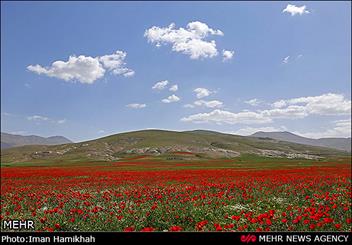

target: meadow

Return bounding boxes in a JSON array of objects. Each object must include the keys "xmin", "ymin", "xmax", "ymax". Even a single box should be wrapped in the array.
[{"xmin": 1, "ymin": 154, "xmax": 351, "ymax": 232}]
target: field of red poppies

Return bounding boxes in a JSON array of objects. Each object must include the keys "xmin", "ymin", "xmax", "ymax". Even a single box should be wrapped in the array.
[{"xmin": 1, "ymin": 156, "xmax": 351, "ymax": 232}]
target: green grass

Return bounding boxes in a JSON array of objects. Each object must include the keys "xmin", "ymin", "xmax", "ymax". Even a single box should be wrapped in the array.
[{"xmin": 2, "ymin": 154, "xmax": 350, "ymax": 172}]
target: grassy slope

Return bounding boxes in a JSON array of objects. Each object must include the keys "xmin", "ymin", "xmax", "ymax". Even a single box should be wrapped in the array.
[{"xmin": 1, "ymin": 129, "xmax": 349, "ymax": 164}]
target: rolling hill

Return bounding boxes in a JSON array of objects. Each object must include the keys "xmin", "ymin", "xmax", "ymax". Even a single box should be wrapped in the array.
[
  {"xmin": 251, "ymin": 131, "xmax": 351, "ymax": 152},
  {"xmin": 1, "ymin": 132, "xmax": 72, "ymax": 149},
  {"xmin": 1, "ymin": 129, "xmax": 349, "ymax": 164}
]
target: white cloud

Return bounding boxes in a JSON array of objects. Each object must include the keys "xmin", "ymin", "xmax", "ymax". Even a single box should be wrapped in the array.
[
  {"xmin": 1, "ymin": 112, "xmax": 13, "ymax": 116},
  {"xmin": 230, "ymin": 126, "xmax": 288, "ymax": 136},
  {"xmin": 274, "ymin": 93, "xmax": 351, "ymax": 116},
  {"xmin": 182, "ymin": 93, "xmax": 351, "ymax": 125},
  {"xmin": 283, "ymin": 54, "xmax": 304, "ymax": 64},
  {"xmin": 222, "ymin": 50, "xmax": 234, "ymax": 62},
  {"xmin": 57, "ymin": 119, "xmax": 67, "ymax": 124},
  {"xmin": 181, "ymin": 109, "xmax": 272, "ymax": 125},
  {"xmin": 27, "ymin": 115, "xmax": 66, "ymax": 124},
  {"xmin": 194, "ymin": 100, "xmax": 223, "ymax": 108},
  {"xmin": 294, "ymin": 119, "xmax": 351, "ymax": 139},
  {"xmin": 152, "ymin": 80, "xmax": 169, "ymax": 90},
  {"xmin": 27, "ymin": 115, "xmax": 49, "ymax": 121},
  {"xmin": 162, "ymin": 94, "xmax": 180, "ymax": 103},
  {"xmin": 176, "ymin": 39, "xmax": 218, "ymax": 60},
  {"xmin": 126, "ymin": 103, "xmax": 147, "ymax": 109},
  {"xmin": 282, "ymin": 4, "xmax": 310, "ymax": 16},
  {"xmin": 272, "ymin": 100, "xmax": 287, "ymax": 108},
  {"xmin": 184, "ymin": 104, "xmax": 195, "ymax": 108},
  {"xmin": 98, "ymin": 51, "xmax": 135, "ymax": 77},
  {"xmin": 169, "ymin": 84, "xmax": 178, "ymax": 92},
  {"xmin": 27, "ymin": 50, "xmax": 134, "ymax": 84},
  {"xmin": 260, "ymin": 93, "xmax": 351, "ymax": 119},
  {"xmin": 187, "ymin": 21, "xmax": 224, "ymax": 36},
  {"xmin": 27, "ymin": 56, "xmax": 105, "ymax": 84},
  {"xmin": 10, "ymin": 131, "xmax": 27, "ymax": 135},
  {"xmin": 145, "ymin": 21, "xmax": 224, "ymax": 59},
  {"xmin": 261, "ymin": 105, "xmax": 308, "ymax": 119},
  {"xmin": 283, "ymin": 56, "xmax": 290, "ymax": 64},
  {"xmin": 244, "ymin": 98, "xmax": 262, "ymax": 107},
  {"xmin": 194, "ymin": 88, "xmax": 212, "ymax": 98}
]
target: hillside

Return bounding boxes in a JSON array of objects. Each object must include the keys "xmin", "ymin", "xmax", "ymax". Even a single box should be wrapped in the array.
[
  {"xmin": 1, "ymin": 129, "xmax": 349, "ymax": 164},
  {"xmin": 251, "ymin": 131, "xmax": 351, "ymax": 152},
  {"xmin": 1, "ymin": 132, "xmax": 72, "ymax": 149}
]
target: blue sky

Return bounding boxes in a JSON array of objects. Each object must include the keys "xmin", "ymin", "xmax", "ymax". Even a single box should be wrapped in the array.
[{"xmin": 1, "ymin": 1, "xmax": 351, "ymax": 142}]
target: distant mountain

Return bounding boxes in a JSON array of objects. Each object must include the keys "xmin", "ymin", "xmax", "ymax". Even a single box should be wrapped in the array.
[
  {"xmin": 251, "ymin": 131, "xmax": 351, "ymax": 152},
  {"xmin": 1, "ymin": 129, "xmax": 348, "ymax": 164},
  {"xmin": 1, "ymin": 132, "xmax": 72, "ymax": 149}
]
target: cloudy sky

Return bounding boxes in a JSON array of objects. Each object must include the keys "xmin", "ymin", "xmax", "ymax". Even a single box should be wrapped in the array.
[{"xmin": 1, "ymin": 1, "xmax": 351, "ymax": 142}]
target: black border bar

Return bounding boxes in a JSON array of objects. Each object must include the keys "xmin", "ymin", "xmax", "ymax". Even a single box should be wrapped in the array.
[{"xmin": 1, "ymin": 232, "xmax": 351, "ymax": 244}]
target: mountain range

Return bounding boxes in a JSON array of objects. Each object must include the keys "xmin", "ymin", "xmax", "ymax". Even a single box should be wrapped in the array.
[
  {"xmin": 1, "ymin": 130, "xmax": 349, "ymax": 164},
  {"xmin": 1, "ymin": 132, "xmax": 72, "ymax": 149},
  {"xmin": 251, "ymin": 131, "xmax": 351, "ymax": 152}
]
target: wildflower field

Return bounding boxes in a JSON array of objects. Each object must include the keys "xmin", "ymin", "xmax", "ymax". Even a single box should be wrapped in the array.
[{"xmin": 1, "ymin": 155, "xmax": 351, "ymax": 232}]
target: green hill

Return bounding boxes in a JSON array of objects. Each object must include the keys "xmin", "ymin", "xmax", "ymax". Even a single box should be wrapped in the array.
[{"xmin": 1, "ymin": 129, "xmax": 349, "ymax": 164}]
